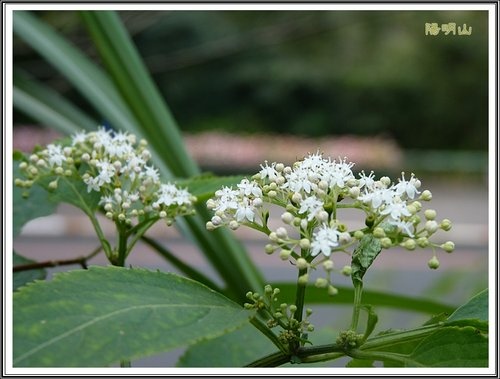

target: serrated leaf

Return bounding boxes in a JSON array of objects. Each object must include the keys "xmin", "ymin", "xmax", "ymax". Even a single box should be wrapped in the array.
[
  {"xmin": 446, "ymin": 289, "xmax": 488, "ymax": 324},
  {"xmin": 13, "ymin": 252, "xmax": 47, "ymax": 291},
  {"xmin": 13, "ymin": 158, "xmax": 59, "ymax": 237},
  {"xmin": 13, "ymin": 266, "xmax": 249, "ymax": 367},
  {"xmin": 408, "ymin": 326, "xmax": 488, "ymax": 367},
  {"xmin": 351, "ymin": 234, "xmax": 382, "ymax": 285}
]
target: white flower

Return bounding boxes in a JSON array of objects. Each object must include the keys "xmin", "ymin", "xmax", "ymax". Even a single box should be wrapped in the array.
[
  {"xmin": 389, "ymin": 219, "xmax": 415, "ymax": 237},
  {"xmin": 380, "ymin": 198, "xmax": 411, "ymax": 220},
  {"xmin": 95, "ymin": 160, "xmax": 116, "ymax": 187},
  {"xmin": 141, "ymin": 165, "xmax": 160, "ymax": 183},
  {"xmin": 235, "ymin": 198, "xmax": 255, "ymax": 223},
  {"xmin": 327, "ymin": 157, "xmax": 355, "ymax": 189},
  {"xmin": 394, "ymin": 173, "xmax": 421, "ymax": 199},
  {"xmin": 46, "ymin": 144, "xmax": 66, "ymax": 167},
  {"xmin": 310, "ymin": 224, "xmax": 341, "ymax": 257},
  {"xmin": 359, "ymin": 187, "xmax": 394, "ymax": 209},
  {"xmin": 71, "ymin": 131, "xmax": 87, "ymax": 146},
  {"xmin": 214, "ymin": 186, "xmax": 239, "ymax": 212},
  {"xmin": 358, "ymin": 170, "xmax": 376, "ymax": 190},
  {"xmin": 298, "ymin": 195, "xmax": 324, "ymax": 221},
  {"xmin": 238, "ymin": 179, "xmax": 262, "ymax": 197},
  {"xmin": 154, "ymin": 183, "xmax": 192, "ymax": 208},
  {"xmin": 259, "ymin": 161, "xmax": 279, "ymax": 181}
]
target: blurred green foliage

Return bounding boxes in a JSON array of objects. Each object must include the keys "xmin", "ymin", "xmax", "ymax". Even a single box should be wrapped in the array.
[{"xmin": 14, "ymin": 10, "xmax": 488, "ymax": 150}]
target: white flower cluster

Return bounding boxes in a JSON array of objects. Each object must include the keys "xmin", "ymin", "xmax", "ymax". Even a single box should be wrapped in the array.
[
  {"xmin": 16, "ymin": 127, "xmax": 196, "ymax": 226},
  {"xmin": 206, "ymin": 152, "xmax": 454, "ymax": 286}
]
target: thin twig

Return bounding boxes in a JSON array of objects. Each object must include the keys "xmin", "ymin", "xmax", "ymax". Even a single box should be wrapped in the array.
[{"xmin": 13, "ymin": 246, "xmax": 102, "ymax": 272}]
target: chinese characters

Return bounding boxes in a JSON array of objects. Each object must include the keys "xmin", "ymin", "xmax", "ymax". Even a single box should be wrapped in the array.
[{"xmin": 425, "ymin": 22, "xmax": 472, "ymax": 36}]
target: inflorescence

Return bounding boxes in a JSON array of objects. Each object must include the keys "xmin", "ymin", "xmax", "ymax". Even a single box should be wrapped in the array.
[{"xmin": 206, "ymin": 151, "xmax": 455, "ymax": 292}]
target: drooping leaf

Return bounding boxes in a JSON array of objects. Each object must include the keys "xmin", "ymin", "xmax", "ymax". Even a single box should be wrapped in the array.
[
  {"xmin": 13, "ymin": 266, "xmax": 249, "ymax": 367},
  {"xmin": 13, "ymin": 252, "xmax": 47, "ymax": 291},
  {"xmin": 351, "ymin": 234, "xmax": 382, "ymax": 285}
]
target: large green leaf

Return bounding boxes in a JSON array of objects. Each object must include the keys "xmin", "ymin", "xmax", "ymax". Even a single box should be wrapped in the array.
[
  {"xmin": 351, "ymin": 234, "xmax": 382, "ymax": 285},
  {"xmin": 13, "ymin": 266, "xmax": 249, "ymax": 367},
  {"xmin": 408, "ymin": 326, "xmax": 488, "ymax": 367},
  {"xmin": 447, "ymin": 288, "xmax": 488, "ymax": 324}
]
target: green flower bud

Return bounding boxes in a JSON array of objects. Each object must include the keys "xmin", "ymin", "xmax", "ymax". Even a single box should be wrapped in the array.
[
  {"xmin": 323, "ymin": 260, "xmax": 334, "ymax": 271},
  {"xmin": 417, "ymin": 237, "xmax": 429, "ymax": 248},
  {"xmin": 48, "ymin": 180, "xmax": 58, "ymax": 190},
  {"xmin": 306, "ymin": 308, "xmax": 313, "ymax": 316},
  {"xmin": 380, "ymin": 176, "xmax": 391, "ymax": 187},
  {"xmin": 425, "ymin": 220, "xmax": 439, "ymax": 234},
  {"xmin": 296, "ymin": 258, "xmax": 308, "ymax": 270},
  {"xmin": 267, "ymin": 190, "xmax": 277, "ymax": 198},
  {"xmin": 298, "ymin": 274, "xmax": 309, "ymax": 286},
  {"xmin": 276, "ymin": 227, "xmax": 288, "ymax": 239},
  {"xmin": 299, "ymin": 238, "xmax": 311, "ymax": 250},
  {"xmin": 314, "ymin": 278, "xmax": 328, "ymax": 288},
  {"xmin": 229, "ymin": 221, "xmax": 239, "ymax": 230},
  {"xmin": 354, "ymin": 230, "xmax": 364, "ymax": 240},
  {"xmin": 341, "ymin": 265, "xmax": 352, "ymax": 276},
  {"xmin": 424, "ymin": 209, "xmax": 437, "ymax": 220},
  {"xmin": 264, "ymin": 244, "xmax": 276, "ymax": 254},
  {"xmin": 406, "ymin": 204, "xmax": 417, "ymax": 215},
  {"xmin": 441, "ymin": 241, "xmax": 455, "ymax": 253},
  {"xmin": 281, "ymin": 212, "xmax": 294, "ymax": 224},
  {"xmin": 373, "ymin": 227, "xmax": 385, "ymax": 238},
  {"xmin": 327, "ymin": 285, "xmax": 339, "ymax": 296},
  {"xmin": 420, "ymin": 190, "xmax": 433, "ymax": 201},
  {"xmin": 205, "ymin": 221, "xmax": 215, "ymax": 231},
  {"xmin": 289, "ymin": 304, "xmax": 297, "ymax": 313},
  {"xmin": 402, "ymin": 239, "xmax": 416, "ymax": 251},
  {"xmin": 291, "ymin": 192, "xmax": 302, "ymax": 204},
  {"xmin": 440, "ymin": 219, "xmax": 452, "ymax": 231},
  {"xmin": 264, "ymin": 284, "xmax": 273, "ymax": 294},
  {"xmin": 428, "ymin": 256, "xmax": 440, "ymax": 269},
  {"xmin": 380, "ymin": 237, "xmax": 392, "ymax": 249},
  {"xmin": 307, "ymin": 324, "xmax": 315, "ymax": 332},
  {"xmin": 412, "ymin": 201, "xmax": 422, "ymax": 211},
  {"xmin": 279, "ymin": 249, "xmax": 291, "ymax": 261}
]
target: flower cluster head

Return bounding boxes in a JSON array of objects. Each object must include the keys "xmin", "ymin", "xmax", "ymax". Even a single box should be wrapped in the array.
[
  {"xmin": 15, "ymin": 127, "xmax": 196, "ymax": 226},
  {"xmin": 206, "ymin": 152, "xmax": 454, "ymax": 291}
]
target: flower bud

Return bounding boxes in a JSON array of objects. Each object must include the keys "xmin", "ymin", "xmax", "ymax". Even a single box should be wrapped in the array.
[
  {"xmin": 323, "ymin": 260, "xmax": 334, "ymax": 271},
  {"xmin": 314, "ymin": 278, "xmax": 328, "ymax": 288},
  {"xmin": 440, "ymin": 219, "xmax": 452, "ymax": 231},
  {"xmin": 291, "ymin": 192, "xmax": 302, "ymax": 204},
  {"xmin": 269, "ymin": 232, "xmax": 278, "ymax": 242},
  {"xmin": 424, "ymin": 209, "xmax": 437, "ymax": 220},
  {"xmin": 44, "ymin": 178, "xmax": 57, "ymax": 190},
  {"xmin": 380, "ymin": 237, "xmax": 392, "ymax": 249},
  {"xmin": 307, "ymin": 324, "xmax": 315, "ymax": 332},
  {"xmin": 420, "ymin": 190, "xmax": 432, "ymax": 201},
  {"xmin": 279, "ymin": 249, "xmax": 291, "ymax": 260},
  {"xmin": 380, "ymin": 176, "xmax": 391, "ymax": 187},
  {"xmin": 105, "ymin": 212, "xmax": 114, "ymax": 219},
  {"xmin": 296, "ymin": 258, "xmax": 308, "ymax": 270},
  {"xmin": 299, "ymin": 238, "xmax": 311, "ymax": 250},
  {"xmin": 354, "ymin": 230, "xmax": 364, "ymax": 240},
  {"xmin": 327, "ymin": 285, "xmax": 339, "ymax": 296},
  {"xmin": 289, "ymin": 304, "xmax": 297, "ymax": 313},
  {"xmin": 402, "ymin": 239, "xmax": 416, "ymax": 251},
  {"xmin": 441, "ymin": 241, "xmax": 455, "ymax": 253},
  {"xmin": 425, "ymin": 220, "xmax": 439, "ymax": 234},
  {"xmin": 264, "ymin": 244, "xmax": 276, "ymax": 254},
  {"xmin": 264, "ymin": 284, "xmax": 273, "ymax": 294},
  {"xmin": 349, "ymin": 186, "xmax": 360, "ymax": 199},
  {"xmin": 406, "ymin": 204, "xmax": 417, "ymax": 215},
  {"xmin": 412, "ymin": 201, "xmax": 422, "ymax": 211},
  {"xmin": 211, "ymin": 215, "xmax": 223, "ymax": 226},
  {"xmin": 300, "ymin": 219, "xmax": 308, "ymax": 230},
  {"xmin": 281, "ymin": 212, "xmax": 294, "ymax": 224},
  {"xmin": 316, "ymin": 210, "xmax": 329, "ymax": 223},
  {"xmin": 298, "ymin": 274, "xmax": 309, "ymax": 286},
  {"xmin": 267, "ymin": 190, "xmax": 277, "ymax": 198},
  {"xmin": 229, "ymin": 220, "xmax": 239, "ymax": 230},
  {"xmin": 417, "ymin": 237, "xmax": 429, "ymax": 248},
  {"xmin": 276, "ymin": 227, "xmax": 288, "ymax": 239},
  {"xmin": 159, "ymin": 211, "xmax": 167, "ymax": 218},
  {"xmin": 341, "ymin": 265, "xmax": 352, "ymax": 276},
  {"xmin": 206, "ymin": 221, "xmax": 215, "ymax": 231},
  {"xmin": 428, "ymin": 256, "xmax": 440, "ymax": 269},
  {"xmin": 373, "ymin": 227, "xmax": 385, "ymax": 238},
  {"xmin": 275, "ymin": 163, "xmax": 284, "ymax": 172}
]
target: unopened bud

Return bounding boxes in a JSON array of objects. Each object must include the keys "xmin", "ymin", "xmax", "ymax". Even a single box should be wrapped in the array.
[
  {"xmin": 380, "ymin": 237, "xmax": 392, "ymax": 249},
  {"xmin": 428, "ymin": 256, "xmax": 440, "ymax": 269},
  {"xmin": 281, "ymin": 212, "xmax": 294, "ymax": 224},
  {"xmin": 206, "ymin": 221, "xmax": 215, "ymax": 231},
  {"xmin": 296, "ymin": 258, "xmax": 308, "ymax": 270},
  {"xmin": 417, "ymin": 237, "xmax": 429, "ymax": 248},
  {"xmin": 341, "ymin": 265, "xmax": 352, "ymax": 276},
  {"xmin": 276, "ymin": 227, "xmax": 288, "ymax": 239},
  {"xmin": 279, "ymin": 249, "xmax": 291, "ymax": 260},
  {"xmin": 229, "ymin": 220, "xmax": 239, "ymax": 230},
  {"xmin": 440, "ymin": 219, "xmax": 452, "ymax": 231},
  {"xmin": 354, "ymin": 230, "xmax": 364, "ymax": 240},
  {"xmin": 299, "ymin": 238, "xmax": 311, "ymax": 250},
  {"xmin": 425, "ymin": 220, "xmax": 439, "ymax": 234},
  {"xmin": 424, "ymin": 209, "xmax": 437, "ymax": 220},
  {"xmin": 327, "ymin": 285, "xmax": 339, "ymax": 296},
  {"xmin": 315, "ymin": 278, "xmax": 328, "ymax": 288},
  {"xmin": 402, "ymin": 239, "xmax": 416, "ymax": 251},
  {"xmin": 323, "ymin": 260, "xmax": 334, "ymax": 271},
  {"xmin": 264, "ymin": 244, "xmax": 275, "ymax": 254},
  {"xmin": 420, "ymin": 190, "xmax": 432, "ymax": 201},
  {"xmin": 373, "ymin": 227, "xmax": 385, "ymax": 238},
  {"xmin": 349, "ymin": 186, "xmax": 360, "ymax": 199},
  {"xmin": 291, "ymin": 192, "xmax": 302, "ymax": 204},
  {"xmin": 298, "ymin": 274, "xmax": 309, "ymax": 286},
  {"xmin": 441, "ymin": 241, "xmax": 455, "ymax": 253},
  {"xmin": 48, "ymin": 180, "xmax": 58, "ymax": 190}
]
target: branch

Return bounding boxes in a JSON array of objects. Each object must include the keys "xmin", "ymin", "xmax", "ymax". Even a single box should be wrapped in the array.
[{"xmin": 13, "ymin": 246, "xmax": 102, "ymax": 272}]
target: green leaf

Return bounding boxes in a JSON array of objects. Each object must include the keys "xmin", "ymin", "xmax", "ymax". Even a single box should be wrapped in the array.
[
  {"xmin": 408, "ymin": 326, "xmax": 488, "ymax": 367},
  {"xmin": 13, "ymin": 157, "xmax": 59, "ymax": 237},
  {"xmin": 346, "ymin": 358, "xmax": 375, "ymax": 367},
  {"xmin": 351, "ymin": 234, "xmax": 382, "ymax": 285},
  {"xmin": 176, "ymin": 174, "xmax": 245, "ymax": 203},
  {"xmin": 446, "ymin": 289, "xmax": 488, "ymax": 324},
  {"xmin": 14, "ymin": 69, "xmax": 97, "ymax": 134},
  {"xmin": 13, "ymin": 266, "xmax": 249, "ymax": 367},
  {"xmin": 271, "ymin": 282, "xmax": 456, "ymax": 314},
  {"xmin": 13, "ymin": 252, "xmax": 47, "ymax": 291}
]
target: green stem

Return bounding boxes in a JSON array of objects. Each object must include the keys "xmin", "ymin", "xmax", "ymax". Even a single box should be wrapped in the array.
[
  {"xmin": 124, "ymin": 218, "xmax": 157, "ymax": 258},
  {"xmin": 245, "ymin": 350, "xmax": 290, "ymax": 367},
  {"xmin": 349, "ymin": 348, "xmax": 424, "ymax": 367},
  {"xmin": 116, "ymin": 222, "xmax": 128, "ymax": 267},
  {"xmin": 294, "ymin": 267, "xmax": 308, "ymax": 324},
  {"xmin": 350, "ymin": 282, "xmax": 363, "ymax": 331},
  {"xmin": 120, "ymin": 359, "xmax": 131, "ymax": 367}
]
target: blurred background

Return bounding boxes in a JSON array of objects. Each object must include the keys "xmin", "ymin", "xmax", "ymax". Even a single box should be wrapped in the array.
[{"xmin": 12, "ymin": 10, "xmax": 490, "ymax": 367}]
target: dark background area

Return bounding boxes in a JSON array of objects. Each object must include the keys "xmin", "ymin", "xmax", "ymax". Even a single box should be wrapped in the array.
[{"xmin": 13, "ymin": 10, "xmax": 489, "ymax": 152}]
